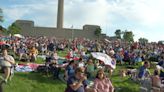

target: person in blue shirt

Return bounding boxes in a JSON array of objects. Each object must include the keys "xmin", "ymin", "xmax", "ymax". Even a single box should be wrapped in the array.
[
  {"xmin": 65, "ymin": 68, "xmax": 88, "ymax": 92},
  {"xmin": 157, "ymin": 56, "xmax": 164, "ymax": 78},
  {"xmin": 138, "ymin": 61, "xmax": 150, "ymax": 79},
  {"xmin": 65, "ymin": 60, "xmax": 76, "ymax": 80}
]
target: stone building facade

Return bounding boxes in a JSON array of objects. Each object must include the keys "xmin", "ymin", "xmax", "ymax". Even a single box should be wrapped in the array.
[{"xmin": 15, "ymin": 20, "xmax": 107, "ymax": 40}]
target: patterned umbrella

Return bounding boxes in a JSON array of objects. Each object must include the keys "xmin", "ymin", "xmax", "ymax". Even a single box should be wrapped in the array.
[{"xmin": 91, "ymin": 52, "xmax": 116, "ymax": 69}]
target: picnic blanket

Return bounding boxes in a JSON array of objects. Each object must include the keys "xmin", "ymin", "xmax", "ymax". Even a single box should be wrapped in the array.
[{"xmin": 15, "ymin": 63, "xmax": 44, "ymax": 72}]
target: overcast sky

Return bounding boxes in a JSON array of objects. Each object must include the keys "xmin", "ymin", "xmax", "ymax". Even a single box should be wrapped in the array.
[{"xmin": 0, "ymin": 0, "xmax": 164, "ymax": 42}]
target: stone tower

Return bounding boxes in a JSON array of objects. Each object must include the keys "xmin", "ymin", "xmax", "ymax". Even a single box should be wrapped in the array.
[{"xmin": 57, "ymin": 0, "xmax": 64, "ymax": 29}]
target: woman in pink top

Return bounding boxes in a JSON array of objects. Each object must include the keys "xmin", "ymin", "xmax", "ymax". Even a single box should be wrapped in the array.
[
  {"xmin": 93, "ymin": 69, "xmax": 114, "ymax": 92},
  {"xmin": 151, "ymin": 69, "xmax": 164, "ymax": 92}
]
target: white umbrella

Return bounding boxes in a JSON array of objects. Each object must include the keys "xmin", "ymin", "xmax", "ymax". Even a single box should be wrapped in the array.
[
  {"xmin": 104, "ymin": 39, "xmax": 111, "ymax": 43},
  {"xmin": 91, "ymin": 52, "xmax": 116, "ymax": 69},
  {"xmin": 14, "ymin": 34, "xmax": 24, "ymax": 38}
]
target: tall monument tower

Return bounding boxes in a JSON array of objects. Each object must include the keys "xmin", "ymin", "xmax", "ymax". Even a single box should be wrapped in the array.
[{"xmin": 57, "ymin": 0, "xmax": 64, "ymax": 29}]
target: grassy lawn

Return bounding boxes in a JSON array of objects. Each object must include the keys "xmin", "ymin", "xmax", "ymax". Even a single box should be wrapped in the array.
[
  {"xmin": 3, "ymin": 65, "xmax": 140, "ymax": 92},
  {"xmin": 4, "ymin": 72, "xmax": 66, "ymax": 92},
  {"xmin": 111, "ymin": 65, "xmax": 140, "ymax": 92},
  {"xmin": 2, "ymin": 50, "xmax": 142, "ymax": 92}
]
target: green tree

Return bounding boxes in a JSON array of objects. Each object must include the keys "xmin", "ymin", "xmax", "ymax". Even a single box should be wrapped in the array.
[
  {"xmin": 123, "ymin": 30, "xmax": 134, "ymax": 42},
  {"xmin": 0, "ymin": 25, "xmax": 2, "ymax": 30},
  {"xmin": 0, "ymin": 8, "xmax": 6, "ymax": 35},
  {"xmin": 0, "ymin": 25, "xmax": 8, "ymax": 35},
  {"xmin": 8, "ymin": 22, "xmax": 21, "ymax": 35},
  {"xmin": 94, "ymin": 27, "xmax": 101, "ymax": 39},
  {"xmin": 138, "ymin": 38, "xmax": 148, "ymax": 44},
  {"xmin": 115, "ymin": 29, "xmax": 122, "ymax": 39},
  {"xmin": 0, "ymin": 8, "xmax": 4, "ymax": 22}
]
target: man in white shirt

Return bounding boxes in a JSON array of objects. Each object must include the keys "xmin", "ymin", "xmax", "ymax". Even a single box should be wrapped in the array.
[{"xmin": 0, "ymin": 49, "xmax": 15, "ymax": 83}]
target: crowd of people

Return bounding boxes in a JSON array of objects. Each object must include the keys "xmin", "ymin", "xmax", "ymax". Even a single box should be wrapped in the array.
[{"xmin": 0, "ymin": 35, "xmax": 164, "ymax": 92}]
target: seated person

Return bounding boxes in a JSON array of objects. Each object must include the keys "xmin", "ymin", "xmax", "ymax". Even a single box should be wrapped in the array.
[
  {"xmin": 93, "ymin": 69, "xmax": 114, "ymax": 92},
  {"xmin": 41, "ymin": 44, "xmax": 47, "ymax": 55},
  {"xmin": 134, "ymin": 54, "xmax": 142, "ymax": 64},
  {"xmin": 65, "ymin": 60, "xmax": 76, "ymax": 80},
  {"xmin": 45, "ymin": 53, "xmax": 58, "ymax": 68},
  {"xmin": 66, "ymin": 49, "xmax": 74, "ymax": 60},
  {"xmin": 0, "ymin": 49, "xmax": 15, "ymax": 83},
  {"xmin": 138, "ymin": 61, "xmax": 150, "ymax": 79},
  {"xmin": 48, "ymin": 51, "xmax": 59, "ymax": 66},
  {"xmin": 151, "ymin": 69, "xmax": 164, "ymax": 92},
  {"xmin": 157, "ymin": 56, "xmax": 164, "ymax": 78},
  {"xmin": 65, "ymin": 67, "xmax": 88, "ymax": 92},
  {"xmin": 50, "ymin": 52, "xmax": 60, "ymax": 79},
  {"xmin": 17, "ymin": 46, "xmax": 28, "ymax": 61},
  {"xmin": 86, "ymin": 59, "xmax": 95, "ymax": 79},
  {"xmin": 78, "ymin": 58, "xmax": 85, "ymax": 68},
  {"xmin": 29, "ymin": 46, "xmax": 38, "ymax": 62}
]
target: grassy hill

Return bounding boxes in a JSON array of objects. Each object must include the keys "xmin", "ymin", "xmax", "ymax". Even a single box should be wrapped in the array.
[
  {"xmin": 3, "ymin": 65, "xmax": 140, "ymax": 92},
  {"xmin": 2, "ymin": 50, "xmax": 141, "ymax": 92}
]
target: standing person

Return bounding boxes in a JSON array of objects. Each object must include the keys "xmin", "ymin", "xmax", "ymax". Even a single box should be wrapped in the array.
[
  {"xmin": 0, "ymin": 49, "xmax": 15, "ymax": 83},
  {"xmin": 65, "ymin": 67, "xmax": 88, "ymax": 92},
  {"xmin": 93, "ymin": 69, "xmax": 114, "ymax": 92}
]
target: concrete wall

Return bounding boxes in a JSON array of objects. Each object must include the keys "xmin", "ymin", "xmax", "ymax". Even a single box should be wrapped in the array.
[
  {"xmin": 15, "ymin": 20, "xmax": 34, "ymax": 36},
  {"xmin": 15, "ymin": 20, "xmax": 107, "ymax": 39}
]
